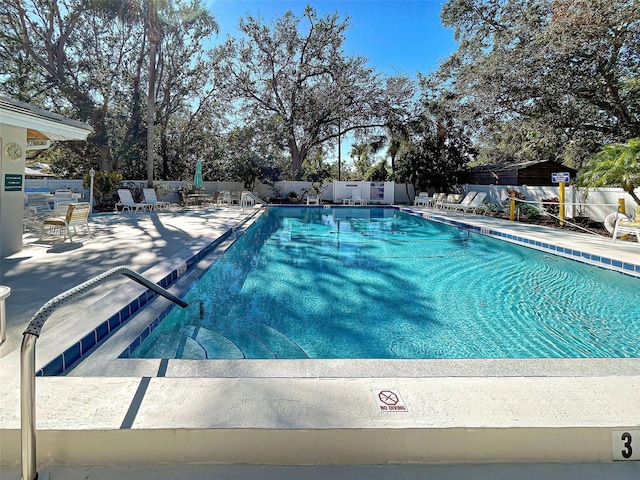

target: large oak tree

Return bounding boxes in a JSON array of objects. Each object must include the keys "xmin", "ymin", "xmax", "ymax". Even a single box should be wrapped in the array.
[
  {"xmin": 437, "ymin": 0, "xmax": 640, "ymax": 167},
  {"xmin": 213, "ymin": 7, "xmax": 391, "ymax": 178}
]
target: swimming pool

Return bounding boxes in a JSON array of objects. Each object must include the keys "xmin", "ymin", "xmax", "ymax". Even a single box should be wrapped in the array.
[{"xmin": 127, "ymin": 207, "xmax": 640, "ymax": 360}]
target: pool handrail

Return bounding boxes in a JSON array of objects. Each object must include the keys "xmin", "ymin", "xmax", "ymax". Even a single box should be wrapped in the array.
[{"xmin": 20, "ymin": 266, "xmax": 189, "ymax": 480}]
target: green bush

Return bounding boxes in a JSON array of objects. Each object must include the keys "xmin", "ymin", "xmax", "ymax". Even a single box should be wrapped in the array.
[{"xmin": 82, "ymin": 170, "xmax": 123, "ymax": 211}]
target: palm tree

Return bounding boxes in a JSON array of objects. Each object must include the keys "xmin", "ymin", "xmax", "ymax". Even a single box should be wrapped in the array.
[{"xmin": 578, "ymin": 138, "xmax": 640, "ymax": 204}]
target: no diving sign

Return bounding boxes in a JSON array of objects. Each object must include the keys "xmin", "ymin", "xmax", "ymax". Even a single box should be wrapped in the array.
[{"xmin": 373, "ymin": 389, "xmax": 408, "ymax": 412}]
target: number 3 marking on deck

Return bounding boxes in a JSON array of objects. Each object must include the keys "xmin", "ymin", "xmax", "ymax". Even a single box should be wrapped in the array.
[
  {"xmin": 621, "ymin": 432, "xmax": 633, "ymax": 459},
  {"xmin": 612, "ymin": 430, "xmax": 639, "ymax": 461}
]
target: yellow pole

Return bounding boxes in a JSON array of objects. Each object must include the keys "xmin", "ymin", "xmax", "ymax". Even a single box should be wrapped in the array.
[
  {"xmin": 509, "ymin": 194, "xmax": 515, "ymax": 221},
  {"xmin": 558, "ymin": 182, "xmax": 565, "ymax": 226},
  {"xmin": 617, "ymin": 198, "xmax": 629, "ymax": 239}
]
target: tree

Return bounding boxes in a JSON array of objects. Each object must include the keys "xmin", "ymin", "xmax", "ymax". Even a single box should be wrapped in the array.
[
  {"xmin": 145, "ymin": 0, "xmax": 162, "ymax": 187},
  {"xmin": 2, "ymin": 0, "xmax": 221, "ymax": 181},
  {"xmin": 350, "ymin": 143, "xmax": 374, "ymax": 178},
  {"xmin": 218, "ymin": 125, "xmax": 284, "ymax": 189},
  {"xmin": 0, "ymin": 0, "xmax": 139, "ymax": 171},
  {"xmin": 364, "ymin": 160, "xmax": 390, "ymax": 182},
  {"xmin": 393, "ymin": 90, "xmax": 474, "ymax": 194},
  {"xmin": 213, "ymin": 7, "xmax": 387, "ymax": 178},
  {"xmin": 437, "ymin": 0, "xmax": 640, "ymax": 167},
  {"xmin": 578, "ymin": 138, "xmax": 640, "ymax": 204},
  {"xmin": 104, "ymin": 0, "xmax": 213, "ymax": 186},
  {"xmin": 153, "ymin": 3, "xmax": 219, "ymax": 179}
]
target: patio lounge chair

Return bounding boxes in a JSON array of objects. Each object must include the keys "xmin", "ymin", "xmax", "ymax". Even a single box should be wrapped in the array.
[
  {"xmin": 441, "ymin": 192, "xmax": 475, "ymax": 210},
  {"xmin": 116, "ymin": 189, "xmax": 152, "ymax": 213},
  {"xmin": 436, "ymin": 194, "xmax": 456, "ymax": 209},
  {"xmin": 612, "ymin": 206, "xmax": 640, "ymax": 243},
  {"xmin": 414, "ymin": 192, "xmax": 430, "ymax": 206},
  {"xmin": 452, "ymin": 192, "xmax": 488, "ymax": 214},
  {"xmin": 39, "ymin": 202, "xmax": 92, "ymax": 242},
  {"xmin": 143, "ymin": 188, "xmax": 171, "ymax": 210},
  {"xmin": 431, "ymin": 193, "xmax": 446, "ymax": 207}
]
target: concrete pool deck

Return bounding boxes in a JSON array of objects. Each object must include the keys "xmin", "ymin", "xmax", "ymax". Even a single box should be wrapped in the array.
[{"xmin": 0, "ymin": 205, "xmax": 639, "ymax": 477}]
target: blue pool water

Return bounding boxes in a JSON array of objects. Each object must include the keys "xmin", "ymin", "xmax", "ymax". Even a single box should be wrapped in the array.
[{"xmin": 130, "ymin": 207, "xmax": 640, "ymax": 360}]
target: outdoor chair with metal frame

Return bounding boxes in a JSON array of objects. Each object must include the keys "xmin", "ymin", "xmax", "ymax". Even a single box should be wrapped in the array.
[{"xmin": 39, "ymin": 202, "xmax": 92, "ymax": 243}]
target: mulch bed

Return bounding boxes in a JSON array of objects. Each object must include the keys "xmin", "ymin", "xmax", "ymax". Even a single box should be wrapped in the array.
[{"xmin": 486, "ymin": 212, "xmax": 637, "ymax": 242}]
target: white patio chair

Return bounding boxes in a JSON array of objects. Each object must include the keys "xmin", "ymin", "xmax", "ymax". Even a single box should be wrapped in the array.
[
  {"xmin": 26, "ymin": 193, "xmax": 53, "ymax": 218},
  {"xmin": 306, "ymin": 192, "xmax": 320, "ymax": 205},
  {"xmin": 54, "ymin": 189, "xmax": 75, "ymax": 210},
  {"xmin": 612, "ymin": 206, "xmax": 640, "ymax": 243},
  {"xmin": 217, "ymin": 191, "xmax": 231, "ymax": 206},
  {"xmin": 414, "ymin": 192, "xmax": 430, "ymax": 206},
  {"xmin": 116, "ymin": 189, "xmax": 152, "ymax": 213},
  {"xmin": 143, "ymin": 188, "xmax": 171, "ymax": 210},
  {"xmin": 350, "ymin": 189, "xmax": 367, "ymax": 205}
]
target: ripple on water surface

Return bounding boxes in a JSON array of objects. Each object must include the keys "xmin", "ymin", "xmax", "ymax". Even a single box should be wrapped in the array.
[{"xmin": 131, "ymin": 208, "xmax": 640, "ymax": 360}]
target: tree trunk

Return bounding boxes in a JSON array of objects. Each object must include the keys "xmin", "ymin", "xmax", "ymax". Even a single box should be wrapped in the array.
[
  {"xmin": 628, "ymin": 189, "xmax": 640, "ymax": 206},
  {"xmin": 288, "ymin": 138, "xmax": 304, "ymax": 179},
  {"xmin": 436, "ymin": 116, "xmax": 446, "ymax": 160},
  {"xmin": 147, "ymin": 7, "xmax": 160, "ymax": 188},
  {"xmin": 121, "ymin": 35, "xmax": 147, "ymax": 171}
]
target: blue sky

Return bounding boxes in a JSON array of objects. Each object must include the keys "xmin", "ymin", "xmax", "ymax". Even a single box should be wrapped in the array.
[{"xmin": 207, "ymin": 0, "xmax": 458, "ymax": 78}]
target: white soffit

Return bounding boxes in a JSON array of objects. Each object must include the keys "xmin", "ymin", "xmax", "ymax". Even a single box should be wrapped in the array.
[{"xmin": 0, "ymin": 94, "xmax": 92, "ymax": 141}]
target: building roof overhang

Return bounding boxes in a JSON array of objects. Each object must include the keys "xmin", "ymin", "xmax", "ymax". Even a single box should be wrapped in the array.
[{"xmin": 0, "ymin": 94, "xmax": 92, "ymax": 141}]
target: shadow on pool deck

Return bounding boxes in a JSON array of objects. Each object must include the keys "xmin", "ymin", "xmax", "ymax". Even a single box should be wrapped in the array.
[{"xmin": 0, "ymin": 207, "xmax": 256, "ymax": 358}]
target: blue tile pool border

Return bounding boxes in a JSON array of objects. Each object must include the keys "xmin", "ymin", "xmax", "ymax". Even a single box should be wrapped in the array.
[{"xmin": 399, "ymin": 207, "xmax": 640, "ymax": 279}]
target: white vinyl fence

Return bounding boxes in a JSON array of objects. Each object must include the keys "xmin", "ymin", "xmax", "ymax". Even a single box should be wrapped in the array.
[
  {"xmin": 23, "ymin": 177, "xmax": 636, "ymax": 223},
  {"xmin": 459, "ymin": 184, "xmax": 638, "ymax": 222}
]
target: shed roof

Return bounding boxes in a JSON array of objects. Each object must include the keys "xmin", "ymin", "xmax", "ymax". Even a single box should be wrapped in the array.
[
  {"xmin": 24, "ymin": 166, "xmax": 54, "ymax": 177},
  {"xmin": 467, "ymin": 160, "xmax": 577, "ymax": 173}
]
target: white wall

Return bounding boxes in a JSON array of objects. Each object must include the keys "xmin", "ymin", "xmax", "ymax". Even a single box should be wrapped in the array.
[{"xmin": 1, "ymin": 126, "xmax": 27, "ymax": 257}]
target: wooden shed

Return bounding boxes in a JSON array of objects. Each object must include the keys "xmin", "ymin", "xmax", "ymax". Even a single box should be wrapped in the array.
[{"xmin": 461, "ymin": 160, "xmax": 578, "ymax": 186}]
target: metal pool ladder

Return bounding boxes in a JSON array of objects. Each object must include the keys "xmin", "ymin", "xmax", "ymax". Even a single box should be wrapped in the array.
[{"xmin": 20, "ymin": 266, "xmax": 189, "ymax": 480}]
